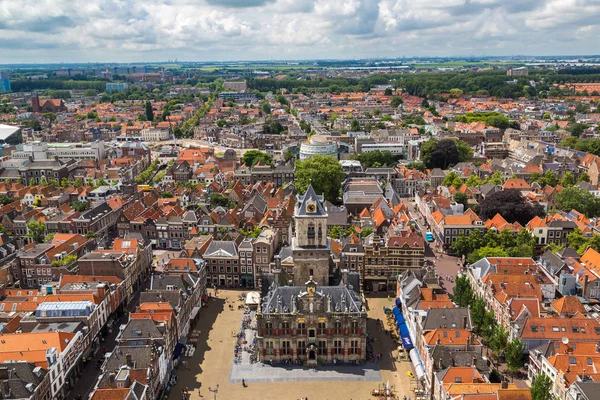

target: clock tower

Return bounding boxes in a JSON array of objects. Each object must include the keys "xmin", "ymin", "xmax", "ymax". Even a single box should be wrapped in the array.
[{"xmin": 291, "ymin": 185, "xmax": 331, "ymax": 286}]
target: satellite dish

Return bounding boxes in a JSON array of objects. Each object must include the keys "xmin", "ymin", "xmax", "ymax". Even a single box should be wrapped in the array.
[{"xmin": 562, "ymin": 337, "xmax": 569, "ymax": 345}]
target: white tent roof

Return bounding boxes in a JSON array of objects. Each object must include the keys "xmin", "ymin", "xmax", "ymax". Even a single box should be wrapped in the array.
[{"xmin": 0, "ymin": 124, "xmax": 19, "ymax": 141}]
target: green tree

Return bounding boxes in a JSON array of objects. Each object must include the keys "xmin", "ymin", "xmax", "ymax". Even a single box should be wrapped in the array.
[
  {"xmin": 361, "ymin": 227, "xmax": 374, "ymax": 237},
  {"xmin": 505, "ymin": 339, "xmax": 526, "ymax": 376},
  {"xmin": 261, "ymin": 101, "xmax": 271, "ymax": 115},
  {"xmin": 32, "ymin": 198, "xmax": 42, "ymax": 207},
  {"xmin": 530, "ymin": 374, "xmax": 554, "ymax": 400},
  {"xmin": 145, "ymin": 101, "xmax": 154, "ymax": 122},
  {"xmin": 295, "ymin": 155, "xmax": 345, "ymax": 203},
  {"xmin": 454, "ymin": 192, "xmax": 468, "ymax": 207},
  {"xmin": 71, "ymin": 201, "xmax": 88, "ymax": 212},
  {"xmin": 39, "ymin": 176, "xmax": 48, "ymax": 186},
  {"xmin": 350, "ymin": 119, "xmax": 361, "ymax": 131},
  {"xmin": 465, "ymin": 175, "xmax": 482, "ymax": 187},
  {"xmin": 241, "ymin": 150, "xmax": 272, "ymax": 167},
  {"xmin": 27, "ymin": 220, "xmax": 47, "ymax": 243},
  {"xmin": 451, "ymin": 275, "xmax": 473, "ymax": 307},
  {"xmin": 466, "ymin": 246, "xmax": 508, "ymax": 264},
  {"xmin": 556, "ymin": 186, "xmax": 600, "ymax": 217},
  {"xmin": 578, "ymin": 172, "xmax": 590, "ymax": 183},
  {"xmin": 471, "ymin": 297, "xmax": 487, "ymax": 335},
  {"xmin": 391, "ymin": 96, "xmax": 403, "ymax": 107},
  {"xmin": 84, "ymin": 231, "xmax": 97, "ymax": 239},
  {"xmin": 488, "ymin": 324, "xmax": 508, "ymax": 356},
  {"xmin": 560, "ymin": 171, "xmax": 575, "ymax": 187}
]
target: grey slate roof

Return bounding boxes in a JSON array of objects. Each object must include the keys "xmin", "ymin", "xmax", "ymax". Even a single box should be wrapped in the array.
[
  {"xmin": 204, "ymin": 240, "xmax": 238, "ymax": 258},
  {"xmin": 261, "ymin": 283, "xmax": 362, "ymax": 314},
  {"xmin": 120, "ymin": 319, "xmax": 165, "ymax": 342},
  {"xmin": 429, "ymin": 346, "xmax": 490, "ymax": 373},
  {"xmin": 296, "ymin": 185, "xmax": 327, "ymax": 217},
  {"xmin": 104, "ymin": 345, "xmax": 154, "ymax": 371},
  {"xmin": 0, "ymin": 362, "xmax": 47, "ymax": 399},
  {"xmin": 421, "ymin": 308, "xmax": 472, "ymax": 330}
]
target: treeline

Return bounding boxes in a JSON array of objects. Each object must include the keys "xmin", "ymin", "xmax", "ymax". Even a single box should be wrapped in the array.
[{"xmin": 11, "ymin": 79, "xmax": 107, "ymax": 92}]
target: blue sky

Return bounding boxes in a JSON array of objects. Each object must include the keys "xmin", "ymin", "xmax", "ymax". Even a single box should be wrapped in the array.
[{"xmin": 1, "ymin": 0, "xmax": 599, "ymax": 63}]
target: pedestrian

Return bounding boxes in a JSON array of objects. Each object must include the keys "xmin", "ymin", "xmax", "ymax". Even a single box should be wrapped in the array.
[{"xmin": 242, "ymin": 378, "xmax": 246, "ymax": 387}]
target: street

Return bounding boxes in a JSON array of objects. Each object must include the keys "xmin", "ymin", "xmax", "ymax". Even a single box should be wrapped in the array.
[
  {"xmin": 402, "ymin": 198, "xmax": 461, "ymax": 294},
  {"xmin": 66, "ymin": 274, "xmax": 153, "ymax": 400}
]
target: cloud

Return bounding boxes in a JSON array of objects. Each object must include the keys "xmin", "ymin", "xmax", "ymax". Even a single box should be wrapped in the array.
[
  {"xmin": 204, "ymin": 0, "xmax": 275, "ymax": 7},
  {"xmin": 0, "ymin": 0, "xmax": 599, "ymax": 62}
]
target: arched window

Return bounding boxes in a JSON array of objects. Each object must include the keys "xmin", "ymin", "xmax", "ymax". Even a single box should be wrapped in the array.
[
  {"xmin": 318, "ymin": 225, "xmax": 323, "ymax": 240},
  {"xmin": 307, "ymin": 223, "xmax": 315, "ymax": 239}
]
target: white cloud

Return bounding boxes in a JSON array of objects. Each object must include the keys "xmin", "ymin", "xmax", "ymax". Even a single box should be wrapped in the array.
[{"xmin": 0, "ymin": 0, "xmax": 598, "ymax": 62}]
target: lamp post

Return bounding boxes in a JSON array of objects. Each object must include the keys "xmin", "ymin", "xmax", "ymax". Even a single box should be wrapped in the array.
[{"xmin": 208, "ymin": 384, "xmax": 219, "ymax": 400}]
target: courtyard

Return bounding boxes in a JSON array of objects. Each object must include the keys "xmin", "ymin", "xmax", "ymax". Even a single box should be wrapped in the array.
[{"xmin": 169, "ymin": 289, "xmax": 417, "ymax": 400}]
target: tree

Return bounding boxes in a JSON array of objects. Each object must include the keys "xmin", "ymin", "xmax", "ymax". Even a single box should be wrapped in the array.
[
  {"xmin": 560, "ymin": 171, "xmax": 575, "ymax": 187},
  {"xmin": 145, "ymin": 101, "xmax": 154, "ymax": 122},
  {"xmin": 33, "ymin": 198, "xmax": 42, "ymax": 207},
  {"xmin": 295, "ymin": 155, "xmax": 345, "ymax": 203},
  {"xmin": 27, "ymin": 220, "xmax": 47, "ymax": 244},
  {"xmin": 260, "ymin": 101, "xmax": 271, "ymax": 115},
  {"xmin": 61, "ymin": 177, "xmax": 70, "ymax": 188},
  {"xmin": 0, "ymin": 194, "xmax": 15, "ymax": 205},
  {"xmin": 470, "ymin": 297, "xmax": 487, "ymax": 335},
  {"xmin": 505, "ymin": 339, "xmax": 526, "ymax": 375},
  {"xmin": 84, "ymin": 231, "xmax": 97, "ymax": 239},
  {"xmin": 353, "ymin": 150, "xmax": 399, "ymax": 168},
  {"xmin": 452, "ymin": 275, "xmax": 473, "ymax": 307},
  {"xmin": 467, "ymin": 246, "xmax": 508, "ymax": 264},
  {"xmin": 421, "ymin": 139, "xmax": 458, "ymax": 169},
  {"xmin": 479, "ymin": 189, "xmax": 546, "ymax": 226},
  {"xmin": 567, "ymin": 122, "xmax": 589, "ymax": 137},
  {"xmin": 0, "ymin": 223, "xmax": 8, "ymax": 235},
  {"xmin": 39, "ymin": 176, "xmax": 47, "ymax": 186},
  {"xmin": 530, "ymin": 374, "xmax": 554, "ymax": 400},
  {"xmin": 384, "ymin": 88, "xmax": 393, "ymax": 96},
  {"xmin": 210, "ymin": 193, "xmax": 233, "ymax": 208},
  {"xmin": 71, "ymin": 201, "xmax": 88, "ymax": 212},
  {"xmin": 488, "ymin": 324, "xmax": 508, "ymax": 356},
  {"xmin": 454, "ymin": 192, "xmax": 468, "ymax": 207},
  {"xmin": 391, "ymin": 96, "xmax": 403, "ymax": 107},
  {"xmin": 361, "ymin": 227, "xmax": 374, "ymax": 237},
  {"xmin": 350, "ymin": 119, "xmax": 361, "ymax": 131},
  {"xmin": 578, "ymin": 172, "xmax": 591, "ymax": 183},
  {"xmin": 241, "ymin": 150, "xmax": 272, "ymax": 167},
  {"xmin": 556, "ymin": 186, "xmax": 600, "ymax": 217}
]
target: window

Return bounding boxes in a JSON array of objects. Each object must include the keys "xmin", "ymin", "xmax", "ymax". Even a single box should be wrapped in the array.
[
  {"xmin": 265, "ymin": 322, "xmax": 273, "ymax": 335},
  {"xmin": 266, "ymin": 341, "xmax": 274, "ymax": 356},
  {"xmin": 281, "ymin": 341, "xmax": 291, "ymax": 355},
  {"xmin": 282, "ymin": 322, "xmax": 290, "ymax": 335},
  {"xmin": 298, "ymin": 323, "xmax": 306, "ymax": 335},
  {"xmin": 318, "ymin": 341, "xmax": 327, "ymax": 355},
  {"xmin": 307, "ymin": 224, "xmax": 315, "ymax": 239},
  {"xmin": 335, "ymin": 322, "xmax": 343, "ymax": 335},
  {"xmin": 333, "ymin": 340, "xmax": 342, "ymax": 355},
  {"xmin": 297, "ymin": 341, "xmax": 306, "ymax": 356},
  {"xmin": 351, "ymin": 321, "xmax": 359, "ymax": 335},
  {"xmin": 552, "ymin": 326, "xmax": 559, "ymax": 332},
  {"xmin": 350, "ymin": 340, "xmax": 359, "ymax": 355},
  {"xmin": 318, "ymin": 322, "xmax": 326, "ymax": 335}
]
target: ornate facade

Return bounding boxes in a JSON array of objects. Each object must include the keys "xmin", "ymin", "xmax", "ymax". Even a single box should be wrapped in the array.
[{"xmin": 256, "ymin": 278, "xmax": 367, "ymax": 366}]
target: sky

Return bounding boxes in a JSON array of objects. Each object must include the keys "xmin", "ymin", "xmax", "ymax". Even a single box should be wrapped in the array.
[{"xmin": 1, "ymin": 0, "xmax": 600, "ymax": 63}]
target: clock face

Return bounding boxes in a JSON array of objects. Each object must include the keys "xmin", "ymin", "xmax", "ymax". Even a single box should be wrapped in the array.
[{"xmin": 306, "ymin": 203, "xmax": 316, "ymax": 213}]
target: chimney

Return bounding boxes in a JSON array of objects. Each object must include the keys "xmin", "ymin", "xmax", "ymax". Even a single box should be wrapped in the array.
[
  {"xmin": 501, "ymin": 380, "xmax": 508, "ymax": 389},
  {"xmin": 342, "ymin": 269, "xmax": 349, "ymax": 286},
  {"xmin": 125, "ymin": 353, "xmax": 132, "ymax": 367},
  {"xmin": 438, "ymin": 358, "xmax": 443, "ymax": 370},
  {"xmin": 463, "ymin": 315, "xmax": 468, "ymax": 329}
]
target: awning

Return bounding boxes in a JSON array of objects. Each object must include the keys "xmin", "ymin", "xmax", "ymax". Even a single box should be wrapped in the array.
[
  {"xmin": 401, "ymin": 333, "xmax": 414, "ymax": 349},
  {"xmin": 398, "ymin": 322, "xmax": 410, "ymax": 336},
  {"xmin": 173, "ymin": 343, "xmax": 184, "ymax": 359},
  {"xmin": 395, "ymin": 298, "xmax": 402, "ymax": 307},
  {"xmin": 245, "ymin": 292, "xmax": 260, "ymax": 306},
  {"xmin": 189, "ymin": 306, "xmax": 201, "ymax": 320},
  {"xmin": 392, "ymin": 306, "xmax": 401, "ymax": 317},
  {"xmin": 409, "ymin": 349, "xmax": 425, "ymax": 380},
  {"xmin": 396, "ymin": 313, "xmax": 405, "ymax": 324}
]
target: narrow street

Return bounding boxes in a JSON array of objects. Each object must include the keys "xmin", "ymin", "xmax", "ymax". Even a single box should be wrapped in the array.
[
  {"xmin": 66, "ymin": 274, "xmax": 153, "ymax": 400},
  {"xmin": 402, "ymin": 198, "xmax": 461, "ymax": 294}
]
